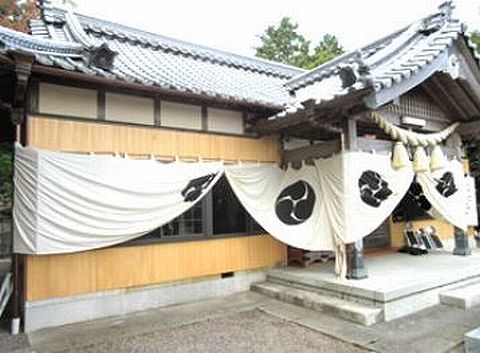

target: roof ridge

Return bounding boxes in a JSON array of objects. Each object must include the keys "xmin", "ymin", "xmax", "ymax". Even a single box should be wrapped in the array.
[
  {"xmin": 43, "ymin": 5, "xmax": 304, "ymax": 79},
  {"xmin": 285, "ymin": 2, "xmax": 462, "ymax": 91}
]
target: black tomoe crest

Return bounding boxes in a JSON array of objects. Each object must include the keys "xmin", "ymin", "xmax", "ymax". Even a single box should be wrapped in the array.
[
  {"xmin": 358, "ymin": 170, "xmax": 393, "ymax": 208},
  {"xmin": 182, "ymin": 173, "xmax": 217, "ymax": 202},
  {"xmin": 435, "ymin": 171, "xmax": 457, "ymax": 197},
  {"xmin": 275, "ymin": 180, "xmax": 316, "ymax": 225}
]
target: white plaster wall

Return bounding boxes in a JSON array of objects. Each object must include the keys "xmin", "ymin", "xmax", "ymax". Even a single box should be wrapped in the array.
[
  {"xmin": 161, "ymin": 101, "xmax": 202, "ymax": 130},
  {"xmin": 207, "ymin": 108, "xmax": 244, "ymax": 134},
  {"xmin": 106, "ymin": 93, "xmax": 154, "ymax": 125},
  {"xmin": 38, "ymin": 83, "xmax": 97, "ymax": 118}
]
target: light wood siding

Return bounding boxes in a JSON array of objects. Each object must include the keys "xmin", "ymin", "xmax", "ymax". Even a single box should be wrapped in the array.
[
  {"xmin": 160, "ymin": 101, "xmax": 202, "ymax": 130},
  {"xmin": 27, "ymin": 116, "xmax": 280, "ymax": 162},
  {"xmin": 207, "ymin": 108, "xmax": 244, "ymax": 134},
  {"xmin": 25, "ymin": 235, "xmax": 286, "ymax": 301},
  {"xmin": 38, "ymin": 83, "xmax": 97, "ymax": 118},
  {"xmin": 25, "ymin": 115, "xmax": 283, "ymax": 301},
  {"xmin": 106, "ymin": 93, "xmax": 154, "ymax": 125}
]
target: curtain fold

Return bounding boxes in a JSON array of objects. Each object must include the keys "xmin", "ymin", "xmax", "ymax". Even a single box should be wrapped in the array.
[
  {"xmin": 226, "ymin": 163, "xmax": 335, "ymax": 251},
  {"xmin": 14, "ymin": 144, "xmax": 468, "ymax": 259},
  {"xmin": 416, "ymin": 160, "xmax": 468, "ymax": 231},
  {"xmin": 227, "ymin": 152, "xmax": 414, "ymax": 251},
  {"xmin": 13, "ymin": 144, "xmax": 224, "ymax": 254}
]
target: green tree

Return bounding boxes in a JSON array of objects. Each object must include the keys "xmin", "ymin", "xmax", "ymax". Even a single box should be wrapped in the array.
[
  {"xmin": 471, "ymin": 31, "xmax": 480, "ymax": 53},
  {"xmin": 307, "ymin": 34, "xmax": 344, "ymax": 69},
  {"xmin": 255, "ymin": 17, "xmax": 344, "ymax": 69},
  {"xmin": 255, "ymin": 17, "xmax": 311, "ymax": 68},
  {"xmin": 0, "ymin": 0, "xmax": 38, "ymax": 33},
  {"xmin": 0, "ymin": 144, "xmax": 13, "ymax": 208}
]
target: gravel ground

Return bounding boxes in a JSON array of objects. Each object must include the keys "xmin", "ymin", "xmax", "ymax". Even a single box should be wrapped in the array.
[
  {"xmin": 0, "ymin": 320, "xmax": 28, "ymax": 353},
  {"xmin": 64, "ymin": 309, "xmax": 368, "ymax": 353}
]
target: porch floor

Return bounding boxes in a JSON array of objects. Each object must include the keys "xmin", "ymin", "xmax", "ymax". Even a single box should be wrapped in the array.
[{"xmin": 269, "ymin": 248, "xmax": 480, "ymax": 302}]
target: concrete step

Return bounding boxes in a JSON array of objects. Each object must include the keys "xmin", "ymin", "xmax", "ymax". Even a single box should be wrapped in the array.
[
  {"xmin": 465, "ymin": 327, "xmax": 480, "ymax": 353},
  {"xmin": 252, "ymin": 281, "xmax": 383, "ymax": 326},
  {"xmin": 440, "ymin": 282, "xmax": 480, "ymax": 309}
]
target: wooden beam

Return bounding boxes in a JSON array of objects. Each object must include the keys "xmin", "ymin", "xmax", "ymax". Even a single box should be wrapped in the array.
[
  {"xmin": 254, "ymin": 88, "xmax": 373, "ymax": 134},
  {"xmin": 457, "ymin": 120, "xmax": 480, "ymax": 138},
  {"xmin": 154, "ymin": 96, "xmax": 161, "ymax": 127},
  {"xmin": 430, "ymin": 75, "xmax": 470, "ymax": 120},
  {"xmin": 283, "ymin": 140, "xmax": 341, "ymax": 163},
  {"xmin": 97, "ymin": 88, "xmax": 105, "ymax": 120},
  {"xmin": 342, "ymin": 117, "xmax": 358, "ymax": 151}
]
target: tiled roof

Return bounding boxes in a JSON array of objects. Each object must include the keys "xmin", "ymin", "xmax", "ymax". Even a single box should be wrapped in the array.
[
  {"xmin": 268, "ymin": 2, "xmax": 480, "ymax": 121},
  {"xmin": 1, "ymin": 2, "xmax": 304, "ymax": 108},
  {"xmin": 0, "ymin": 1, "xmax": 477, "ymax": 116}
]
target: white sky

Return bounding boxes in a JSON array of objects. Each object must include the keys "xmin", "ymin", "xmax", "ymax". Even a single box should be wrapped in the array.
[{"xmin": 66, "ymin": 0, "xmax": 479, "ymax": 57}]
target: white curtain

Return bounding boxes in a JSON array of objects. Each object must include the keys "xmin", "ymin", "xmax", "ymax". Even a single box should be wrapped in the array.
[
  {"xmin": 320, "ymin": 152, "xmax": 414, "ymax": 244},
  {"xmin": 14, "ymin": 144, "xmax": 445, "ymax": 259},
  {"xmin": 226, "ymin": 163, "xmax": 335, "ymax": 251},
  {"xmin": 226, "ymin": 152, "xmax": 414, "ymax": 251},
  {"xmin": 13, "ymin": 144, "xmax": 224, "ymax": 254},
  {"xmin": 417, "ymin": 160, "xmax": 468, "ymax": 231}
]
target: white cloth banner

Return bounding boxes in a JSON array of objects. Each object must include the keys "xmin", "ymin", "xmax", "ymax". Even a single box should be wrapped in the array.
[
  {"xmin": 465, "ymin": 176, "xmax": 478, "ymax": 227},
  {"xmin": 317, "ymin": 152, "xmax": 414, "ymax": 245},
  {"xmin": 13, "ymin": 144, "xmax": 224, "ymax": 254},
  {"xmin": 12, "ymin": 145, "xmax": 414, "ymax": 256},
  {"xmin": 417, "ymin": 160, "xmax": 468, "ymax": 231},
  {"xmin": 226, "ymin": 152, "xmax": 414, "ymax": 251},
  {"xmin": 226, "ymin": 163, "xmax": 335, "ymax": 251}
]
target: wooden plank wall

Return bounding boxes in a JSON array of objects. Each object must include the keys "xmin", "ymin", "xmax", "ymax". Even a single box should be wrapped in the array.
[
  {"xmin": 25, "ymin": 235, "xmax": 286, "ymax": 301},
  {"xmin": 24, "ymin": 115, "xmax": 286, "ymax": 301},
  {"xmin": 27, "ymin": 116, "xmax": 280, "ymax": 162}
]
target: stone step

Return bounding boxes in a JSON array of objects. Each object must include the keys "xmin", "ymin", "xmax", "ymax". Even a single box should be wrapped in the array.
[
  {"xmin": 251, "ymin": 281, "xmax": 383, "ymax": 326},
  {"xmin": 440, "ymin": 282, "xmax": 480, "ymax": 309},
  {"xmin": 465, "ymin": 327, "xmax": 480, "ymax": 353}
]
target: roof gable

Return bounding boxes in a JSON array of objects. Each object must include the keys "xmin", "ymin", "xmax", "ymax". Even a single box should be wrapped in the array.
[{"xmin": 264, "ymin": 2, "xmax": 480, "ymax": 125}]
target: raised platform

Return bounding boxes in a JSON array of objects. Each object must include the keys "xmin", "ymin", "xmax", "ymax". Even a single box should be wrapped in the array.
[{"xmin": 253, "ymin": 249, "xmax": 480, "ymax": 324}]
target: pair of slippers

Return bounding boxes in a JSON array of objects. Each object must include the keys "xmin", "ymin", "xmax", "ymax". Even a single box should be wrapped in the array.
[{"xmin": 398, "ymin": 246, "xmax": 428, "ymax": 256}]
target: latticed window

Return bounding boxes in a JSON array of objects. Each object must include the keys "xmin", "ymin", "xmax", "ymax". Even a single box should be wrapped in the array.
[{"xmin": 129, "ymin": 176, "xmax": 264, "ymax": 245}]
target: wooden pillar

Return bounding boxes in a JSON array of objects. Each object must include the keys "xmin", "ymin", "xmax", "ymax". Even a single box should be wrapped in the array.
[
  {"xmin": 343, "ymin": 117, "xmax": 368, "ymax": 279},
  {"xmin": 10, "ymin": 53, "xmax": 34, "ymax": 334}
]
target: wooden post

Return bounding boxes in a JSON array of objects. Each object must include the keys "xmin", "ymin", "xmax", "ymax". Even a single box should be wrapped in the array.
[
  {"xmin": 11, "ymin": 126, "xmax": 21, "ymax": 334},
  {"xmin": 10, "ymin": 54, "xmax": 33, "ymax": 334},
  {"xmin": 343, "ymin": 117, "xmax": 368, "ymax": 279}
]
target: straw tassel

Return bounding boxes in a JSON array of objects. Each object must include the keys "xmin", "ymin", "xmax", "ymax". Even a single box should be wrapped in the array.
[
  {"xmin": 413, "ymin": 146, "xmax": 429, "ymax": 173},
  {"xmin": 391, "ymin": 142, "xmax": 411, "ymax": 169},
  {"xmin": 430, "ymin": 144, "xmax": 447, "ymax": 171}
]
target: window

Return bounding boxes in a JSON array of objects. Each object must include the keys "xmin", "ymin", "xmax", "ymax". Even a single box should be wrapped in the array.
[{"xmin": 129, "ymin": 176, "xmax": 265, "ymax": 245}]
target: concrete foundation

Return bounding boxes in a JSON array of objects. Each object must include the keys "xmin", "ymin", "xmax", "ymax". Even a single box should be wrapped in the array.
[
  {"xmin": 23, "ymin": 269, "xmax": 266, "ymax": 332},
  {"xmin": 259, "ymin": 249, "xmax": 480, "ymax": 323}
]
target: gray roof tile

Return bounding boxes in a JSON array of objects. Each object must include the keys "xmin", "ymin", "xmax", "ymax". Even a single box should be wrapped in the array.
[{"xmin": 0, "ymin": 5, "xmax": 304, "ymax": 108}]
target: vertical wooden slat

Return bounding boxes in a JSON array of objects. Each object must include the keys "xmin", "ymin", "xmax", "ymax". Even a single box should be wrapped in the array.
[
  {"xmin": 27, "ymin": 116, "xmax": 281, "ymax": 162},
  {"xmin": 25, "ymin": 235, "xmax": 287, "ymax": 301}
]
